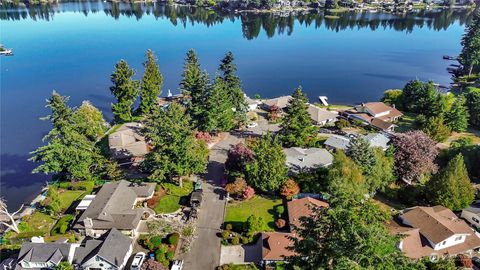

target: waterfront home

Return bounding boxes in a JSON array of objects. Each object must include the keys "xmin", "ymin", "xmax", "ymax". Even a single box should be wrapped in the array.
[
  {"xmin": 259, "ymin": 197, "xmax": 329, "ymax": 266},
  {"xmin": 388, "ymin": 206, "xmax": 480, "ymax": 260},
  {"xmin": 324, "ymin": 134, "xmax": 351, "ymax": 151},
  {"xmin": 283, "ymin": 147, "xmax": 333, "ymax": 173},
  {"xmin": 343, "ymin": 102, "xmax": 403, "ymax": 132},
  {"xmin": 363, "ymin": 132, "xmax": 390, "ymax": 151},
  {"xmin": 73, "ymin": 228, "xmax": 132, "ymax": 270},
  {"xmin": 73, "ymin": 180, "xmax": 155, "ymax": 238},
  {"xmin": 306, "ymin": 104, "xmax": 338, "ymax": 126},
  {"xmin": 15, "ymin": 240, "xmax": 78, "ymax": 270},
  {"xmin": 108, "ymin": 123, "xmax": 151, "ymax": 165},
  {"xmin": 261, "ymin": 96, "xmax": 292, "ymax": 111},
  {"xmin": 245, "ymin": 95, "xmax": 260, "ymax": 111},
  {"xmin": 461, "ymin": 203, "xmax": 480, "ymax": 230}
]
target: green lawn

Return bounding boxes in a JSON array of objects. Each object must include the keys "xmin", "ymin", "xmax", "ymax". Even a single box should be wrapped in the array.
[
  {"xmin": 154, "ymin": 195, "xmax": 181, "ymax": 214},
  {"xmin": 58, "ymin": 190, "xmax": 84, "ymax": 211},
  {"xmin": 394, "ymin": 112, "xmax": 418, "ymax": 133},
  {"xmin": 225, "ymin": 196, "xmax": 282, "ymax": 231},
  {"xmin": 17, "ymin": 212, "xmax": 56, "ymax": 237}
]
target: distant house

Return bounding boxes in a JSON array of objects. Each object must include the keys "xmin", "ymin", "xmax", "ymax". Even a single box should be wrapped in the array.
[
  {"xmin": 73, "ymin": 228, "xmax": 132, "ymax": 270},
  {"xmin": 461, "ymin": 203, "xmax": 480, "ymax": 230},
  {"xmin": 344, "ymin": 102, "xmax": 403, "ymax": 132},
  {"xmin": 15, "ymin": 241, "xmax": 77, "ymax": 270},
  {"xmin": 259, "ymin": 197, "xmax": 329, "ymax": 266},
  {"xmin": 324, "ymin": 135, "xmax": 351, "ymax": 151},
  {"xmin": 364, "ymin": 133, "xmax": 390, "ymax": 151},
  {"xmin": 73, "ymin": 180, "xmax": 155, "ymax": 238},
  {"xmin": 261, "ymin": 96, "xmax": 292, "ymax": 111},
  {"xmin": 283, "ymin": 147, "xmax": 333, "ymax": 173},
  {"xmin": 108, "ymin": 123, "xmax": 151, "ymax": 164},
  {"xmin": 306, "ymin": 104, "xmax": 338, "ymax": 126},
  {"xmin": 388, "ymin": 206, "xmax": 480, "ymax": 260},
  {"xmin": 245, "ymin": 95, "xmax": 260, "ymax": 111}
]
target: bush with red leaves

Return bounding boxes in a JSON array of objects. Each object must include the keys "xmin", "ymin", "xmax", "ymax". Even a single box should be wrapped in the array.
[
  {"xmin": 242, "ymin": 186, "xmax": 255, "ymax": 200},
  {"xmin": 195, "ymin": 131, "xmax": 213, "ymax": 144},
  {"xmin": 275, "ymin": 219, "xmax": 286, "ymax": 229}
]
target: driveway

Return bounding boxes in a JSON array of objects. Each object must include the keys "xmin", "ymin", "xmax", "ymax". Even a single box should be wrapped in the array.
[
  {"xmin": 219, "ymin": 241, "xmax": 262, "ymax": 265},
  {"xmin": 181, "ymin": 134, "xmax": 243, "ymax": 270}
]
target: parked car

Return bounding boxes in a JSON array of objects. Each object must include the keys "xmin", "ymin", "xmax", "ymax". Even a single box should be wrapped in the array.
[
  {"xmin": 190, "ymin": 190, "xmax": 203, "ymax": 208},
  {"xmin": 171, "ymin": 260, "xmax": 184, "ymax": 270},
  {"xmin": 131, "ymin": 252, "xmax": 146, "ymax": 270}
]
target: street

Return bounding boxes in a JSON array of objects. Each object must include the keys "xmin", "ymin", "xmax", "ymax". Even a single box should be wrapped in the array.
[{"xmin": 181, "ymin": 134, "xmax": 242, "ymax": 270}]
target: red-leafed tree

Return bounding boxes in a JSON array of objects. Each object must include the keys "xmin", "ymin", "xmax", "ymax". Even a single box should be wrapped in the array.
[
  {"xmin": 392, "ymin": 131, "xmax": 438, "ymax": 184},
  {"xmin": 225, "ymin": 143, "xmax": 254, "ymax": 177},
  {"xmin": 268, "ymin": 104, "xmax": 282, "ymax": 121},
  {"xmin": 242, "ymin": 186, "xmax": 255, "ymax": 200},
  {"xmin": 225, "ymin": 178, "xmax": 247, "ymax": 197},
  {"xmin": 275, "ymin": 218, "xmax": 286, "ymax": 229},
  {"xmin": 141, "ymin": 259, "xmax": 166, "ymax": 270},
  {"xmin": 280, "ymin": 179, "xmax": 300, "ymax": 200}
]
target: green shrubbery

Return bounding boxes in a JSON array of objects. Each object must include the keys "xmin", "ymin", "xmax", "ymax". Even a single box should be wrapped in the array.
[{"xmin": 51, "ymin": 215, "xmax": 74, "ymax": 235}]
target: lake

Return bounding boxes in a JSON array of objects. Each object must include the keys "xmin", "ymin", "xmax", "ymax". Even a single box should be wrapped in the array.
[{"xmin": 0, "ymin": 2, "xmax": 473, "ymax": 208}]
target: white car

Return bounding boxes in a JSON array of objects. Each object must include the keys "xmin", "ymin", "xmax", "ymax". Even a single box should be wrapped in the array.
[
  {"xmin": 131, "ymin": 252, "xmax": 146, "ymax": 270},
  {"xmin": 247, "ymin": 122, "xmax": 258, "ymax": 128},
  {"xmin": 171, "ymin": 260, "xmax": 183, "ymax": 270}
]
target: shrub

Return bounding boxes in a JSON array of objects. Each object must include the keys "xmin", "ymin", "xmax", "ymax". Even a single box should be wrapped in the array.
[
  {"xmin": 150, "ymin": 236, "xmax": 162, "ymax": 248},
  {"xmin": 225, "ymin": 178, "xmax": 247, "ymax": 197},
  {"xmin": 335, "ymin": 119, "xmax": 350, "ymax": 129},
  {"xmin": 221, "ymin": 230, "xmax": 230, "ymax": 240},
  {"xmin": 242, "ymin": 186, "xmax": 255, "ymax": 200},
  {"xmin": 226, "ymin": 224, "xmax": 233, "ymax": 231},
  {"xmin": 181, "ymin": 225, "xmax": 194, "ymax": 237},
  {"xmin": 165, "ymin": 251, "xmax": 174, "ymax": 260},
  {"xmin": 275, "ymin": 205, "xmax": 285, "ymax": 218},
  {"xmin": 275, "ymin": 219, "xmax": 286, "ymax": 229},
  {"xmin": 241, "ymin": 236, "xmax": 249, "ymax": 244},
  {"xmin": 147, "ymin": 194, "xmax": 160, "ymax": 208},
  {"xmin": 231, "ymin": 236, "xmax": 240, "ymax": 245},
  {"xmin": 280, "ymin": 179, "xmax": 300, "ymax": 200},
  {"xmin": 168, "ymin": 233, "xmax": 180, "ymax": 245},
  {"xmin": 51, "ymin": 215, "xmax": 74, "ymax": 236},
  {"xmin": 195, "ymin": 131, "xmax": 213, "ymax": 144}
]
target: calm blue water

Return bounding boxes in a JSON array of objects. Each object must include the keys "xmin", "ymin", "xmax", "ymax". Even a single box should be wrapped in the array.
[{"xmin": 0, "ymin": 3, "xmax": 472, "ymax": 208}]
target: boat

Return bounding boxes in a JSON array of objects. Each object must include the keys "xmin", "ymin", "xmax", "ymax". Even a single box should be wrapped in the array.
[
  {"xmin": 443, "ymin": 55, "xmax": 457, "ymax": 60},
  {"xmin": 0, "ymin": 43, "xmax": 13, "ymax": 56}
]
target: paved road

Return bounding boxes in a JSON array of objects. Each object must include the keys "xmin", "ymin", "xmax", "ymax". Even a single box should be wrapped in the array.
[{"xmin": 182, "ymin": 134, "xmax": 242, "ymax": 270}]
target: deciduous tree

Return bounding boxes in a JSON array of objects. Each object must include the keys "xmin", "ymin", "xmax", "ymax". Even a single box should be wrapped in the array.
[
  {"xmin": 110, "ymin": 60, "xmax": 139, "ymax": 122},
  {"xmin": 381, "ymin": 89, "xmax": 403, "ymax": 109},
  {"xmin": 140, "ymin": 49, "xmax": 163, "ymax": 115},
  {"xmin": 225, "ymin": 143, "xmax": 254, "ymax": 177},
  {"xmin": 279, "ymin": 87, "xmax": 317, "ymax": 147},
  {"xmin": 280, "ymin": 179, "xmax": 300, "ymax": 200},
  {"xmin": 420, "ymin": 116, "xmax": 451, "ymax": 143},
  {"xmin": 428, "ymin": 154, "xmax": 474, "ymax": 211},
  {"xmin": 326, "ymin": 151, "xmax": 366, "ymax": 200},
  {"xmin": 71, "ymin": 101, "xmax": 106, "ymax": 142}
]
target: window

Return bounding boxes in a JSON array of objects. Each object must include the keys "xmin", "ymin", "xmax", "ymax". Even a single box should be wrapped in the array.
[
  {"xmin": 473, "ymin": 217, "xmax": 479, "ymax": 224},
  {"xmin": 442, "ymin": 241, "xmax": 446, "ymax": 245},
  {"xmin": 455, "ymin": 236, "xmax": 463, "ymax": 241}
]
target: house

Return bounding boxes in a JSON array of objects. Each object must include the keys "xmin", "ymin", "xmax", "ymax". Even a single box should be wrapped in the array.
[
  {"xmin": 283, "ymin": 147, "xmax": 333, "ymax": 173},
  {"xmin": 259, "ymin": 197, "xmax": 329, "ymax": 265},
  {"xmin": 15, "ymin": 240, "xmax": 78, "ymax": 270},
  {"xmin": 344, "ymin": 102, "xmax": 403, "ymax": 132},
  {"xmin": 324, "ymin": 135, "xmax": 351, "ymax": 151},
  {"xmin": 261, "ymin": 96, "xmax": 292, "ymax": 111},
  {"xmin": 388, "ymin": 206, "xmax": 480, "ymax": 260},
  {"xmin": 108, "ymin": 123, "xmax": 151, "ymax": 164},
  {"xmin": 245, "ymin": 95, "xmax": 260, "ymax": 111},
  {"xmin": 73, "ymin": 180, "xmax": 155, "ymax": 238},
  {"xmin": 461, "ymin": 203, "xmax": 480, "ymax": 230},
  {"xmin": 364, "ymin": 133, "xmax": 390, "ymax": 151},
  {"xmin": 307, "ymin": 104, "xmax": 338, "ymax": 126},
  {"xmin": 73, "ymin": 228, "xmax": 132, "ymax": 270}
]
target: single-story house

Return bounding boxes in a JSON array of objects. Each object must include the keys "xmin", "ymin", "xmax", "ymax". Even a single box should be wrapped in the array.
[
  {"xmin": 324, "ymin": 135, "xmax": 351, "ymax": 151},
  {"xmin": 343, "ymin": 102, "xmax": 403, "ymax": 132},
  {"xmin": 108, "ymin": 123, "xmax": 151, "ymax": 163},
  {"xmin": 259, "ymin": 197, "xmax": 329, "ymax": 266},
  {"xmin": 461, "ymin": 203, "xmax": 480, "ymax": 230},
  {"xmin": 364, "ymin": 133, "xmax": 390, "ymax": 151},
  {"xmin": 388, "ymin": 206, "xmax": 480, "ymax": 260},
  {"xmin": 15, "ymin": 240, "xmax": 78, "ymax": 270},
  {"xmin": 261, "ymin": 96, "xmax": 292, "ymax": 111},
  {"xmin": 73, "ymin": 228, "xmax": 132, "ymax": 270},
  {"xmin": 283, "ymin": 147, "xmax": 333, "ymax": 173},
  {"xmin": 307, "ymin": 104, "xmax": 338, "ymax": 126},
  {"xmin": 73, "ymin": 180, "xmax": 155, "ymax": 238}
]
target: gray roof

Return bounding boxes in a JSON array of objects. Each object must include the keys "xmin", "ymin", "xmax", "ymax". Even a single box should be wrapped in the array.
[
  {"xmin": 262, "ymin": 96, "xmax": 292, "ymax": 110},
  {"xmin": 463, "ymin": 203, "xmax": 480, "ymax": 214},
  {"xmin": 364, "ymin": 133, "xmax": 390, "ymax": 150},
  {"xmin": 74, "ymin": 180, "xmax": 154, "ymax": 230},
  {"xmin": 73, "ymin": 228, "xmax": 132, "ymax": 267},
  {"xmin": 324, "ymin": 135, "xmax": 350, "ymax": 150},
  {"xmin": 284, "ymin": 147, "xmax": 333, "ymax": 172},
  {"xmin": 307, "ymin": 104, "xmax": 338, "ymax": 124},
  {"xmin": 16, "ymin": 242, "xmax": 73, "ymax": 266},
  {"xmin": 108, "ymin": 123, "xmax": 149, "ymax": 159}
]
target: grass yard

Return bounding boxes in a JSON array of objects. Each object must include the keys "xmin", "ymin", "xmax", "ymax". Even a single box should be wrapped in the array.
[
  {"xmin": 225, "ymin": 195, "xmax": 282, "ymax": 231},
  {"xmin": 58, "ymin": 190, "xmax": 85, "ymax": 211},
  {"xmin": 394, "ymin": 112, "xmax": 418, "ymax": 133},
  {"xmin": 154, "ymin": 195, "xmax": 181, "ymax": 214},
  {"xmin": 18, "ymin": 212, "xmax": 56, "ymax": 237}
]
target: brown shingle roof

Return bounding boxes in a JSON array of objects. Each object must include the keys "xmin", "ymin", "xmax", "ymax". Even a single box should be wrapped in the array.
[
  {"xmin": 364, "ymin": 102, "xmax": 403, "ymax": 119},
  {"xmin": 261, "ymin": 232, "xmax": 295, "ymax": 261},
  {"xmin": 370, "ymin": 118, "xmax": 394, "ymax": 131},
  {"xmin": 287, "ymin": 197, "xmax": 329, "ymax": 231}
]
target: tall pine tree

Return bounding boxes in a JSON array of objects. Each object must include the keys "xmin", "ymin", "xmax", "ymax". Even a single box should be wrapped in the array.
[
  {"xmin": 279, "ymin": 87, "xmax": 317, "ymax": 147},
  {"xmin": 445, "ymin": 95, "xmax": 469, "ymax": 132},
  {"xmin": 110, "ymin": 60, "xmax": 139, "ymax": 122},
  {"xmin": 347, "ymin": 136, "xmax": 375, "ymax": 175},
  {"xmin": 199, "ymin": 75, "xmax": 235, "ymax": 132},
  {"xmin": 460, "ymin": 12, "xmax": 480, "ymax": 75},
  {"xmin": 180, "ymin": 49, "xmax": 202, "ymax": 97},
  {"xmin": 428, "ymin": 154, "xmax": 474, "ymax": 211},
  {"xmin": 140, "ymin": 49, "xmax": 163, "ymax": 115}
]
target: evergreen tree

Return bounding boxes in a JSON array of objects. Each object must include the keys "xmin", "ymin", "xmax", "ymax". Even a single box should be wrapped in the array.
[
  {"xmin": 279, "ymin": 87, "xmax": 317, "ymax": 147},
  {"xmin": 347, "ymin": 136, "xmax": 375, "ymax": 175},
  {"xmin": 180, "ymin": 49, "xmax": 202, "ymax": 97},
  {"xmin": 245, "ymin": 133, "xmax": 288, "ymax": 193},
  {"xmin": 381, "ymin": 89, "xmax": 403, "ymax": 109},
  {"xmin": 71, "ymin": 101, "xmax": 106, "ymax": 142},
  {"xmin": 402, "ymin": 80, "xmax": 425, "ymax": 112},
  {"xmin": 367, "ymin": 148, "xmax": 395, "ymax": 192},
  {"xmin": 444, "ymin": 95, "xmax": 469, "ymax": 132},
  {"xmin": 218, "ymin": 51, "xmax": 248, "ymax": 124},
  {"xmin": 140, "ymin": 49, "xmax": 163, "ymax": 115},
  {"xmin": 428, "ymin": 154, "xmax": 474, "ymax": 211},
  {"xmin": 110, "ymin": 60, "xmax": 139, "ymax": 122},
  {"xmin": 326, "ymin": 151, "xmax": 366, "ymax": 200},
  {"xmin": 42, "ymin": 91, "xmax": 73, "ymax": 133},
  {"xmin": 142, "ymin": 102, "xmax": 209, "ymax": 183},
  {"xmin": 459, "ymin": 13, "xmax": 480, "ymax": 75},
  {"xmin": 420, "ymin": 116, "xmax": 451, "ymax": 143},
  {"xmin": 464, "ymin": 87, "xmax": 480, "ymax": 128},
  {"xmin": 200, "ymin": 75, "xmax": 235, "ymax": 132}
]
